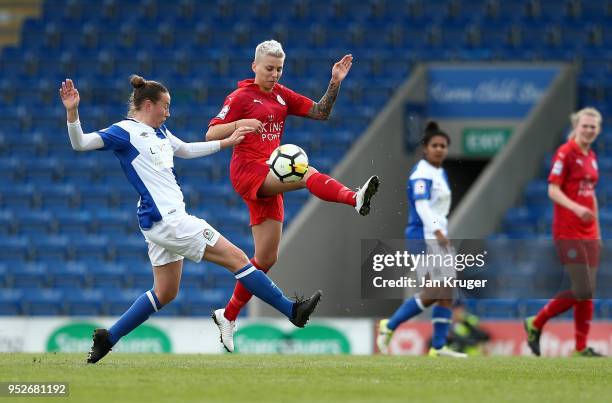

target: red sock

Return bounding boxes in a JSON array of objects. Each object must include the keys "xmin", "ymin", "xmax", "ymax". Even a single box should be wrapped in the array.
[
  {"xmin": 533, "ymin": 290, "xmax": 576, "ymax": 329},
  {"xmin": 574, "ymin": 299, "xmax": 593, "ymax": 352},
  {"xmin": 223, "ymin": 258, "xmax": 269, "ymax": 321},
  {"xmin": 306, "ymin": 172, "xmax": 356, "ymax": 207}
]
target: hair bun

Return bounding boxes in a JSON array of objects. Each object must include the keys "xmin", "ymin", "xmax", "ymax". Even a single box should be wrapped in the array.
[
  {"xmin": 130, "ymin": 74, "xmax": 146, "ymax": 89},
  {"xmin": 425, "ymin": 121, "xmax": 440, "ymax": 134}
]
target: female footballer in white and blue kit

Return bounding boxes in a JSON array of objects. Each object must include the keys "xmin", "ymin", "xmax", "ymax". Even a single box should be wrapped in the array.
[
  {"xmin": 377, "ymin": 121, "xmax": 466, "ymax": 358},
  {"xmin": 59, "ymin": 76, "xmax": 322, "ymax": 363}
]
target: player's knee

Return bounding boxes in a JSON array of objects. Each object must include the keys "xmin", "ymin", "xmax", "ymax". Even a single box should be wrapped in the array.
[
  {"xmin": 256, "ymin": 253, "xmax": 277, "ymax": 270},
  {"xmin": 155, "ymin": 287, "xmax": 179, "ymax": 305},
  {"xmin": 573, "ymin": 288, "xmax": 593, "ymax": 300},
  {"xmin": 228, "ymin": 245, "xmax": 250, "ymax": 271}
]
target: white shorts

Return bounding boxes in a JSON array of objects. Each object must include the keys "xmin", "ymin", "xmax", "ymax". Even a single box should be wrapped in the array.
[
  {"xmin": 415, "ymin": 243, "xmax": 456, "ymax": 283},
  {"xmin": 141, "ymin": 213, "xmax": 221, "ymax": 267}
]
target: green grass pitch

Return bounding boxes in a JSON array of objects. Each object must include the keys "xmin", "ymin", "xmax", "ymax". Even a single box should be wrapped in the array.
[{"xmin": 1, "ymin": 353, "xmax": 610, "ymax": 403}]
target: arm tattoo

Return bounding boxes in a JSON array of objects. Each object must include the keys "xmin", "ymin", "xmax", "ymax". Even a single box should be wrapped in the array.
[{"xmin": 307, "ymin": 81, "xmax": 340, "ymax": 120}]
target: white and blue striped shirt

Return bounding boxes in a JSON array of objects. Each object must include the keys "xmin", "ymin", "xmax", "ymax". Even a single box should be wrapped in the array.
[
  {"xmin": 406, "ymin": 159, "xmax": 451, "ymax": 239},
  {"xmin": 97, "ymin": 119, "xmax": 187, "ymax": 229}
]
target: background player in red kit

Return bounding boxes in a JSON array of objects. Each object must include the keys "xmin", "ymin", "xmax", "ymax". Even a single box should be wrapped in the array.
[
  {"xmin": 524, "ymin": 107, "xmax": 604, "ymax": 357},
  {"xmin": 206, "ymin": 40, "xmax": 379, "ymax": 352}
]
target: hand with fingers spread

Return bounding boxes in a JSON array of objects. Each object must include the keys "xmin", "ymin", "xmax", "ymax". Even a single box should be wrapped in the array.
[
  {"xmin": 331, "ymin": 54, "xmax": 353, "ymax": 84},
  {"xmin": 237, "ymin": 119, "xmax": 264, "ymax": 134},
  {"xmin": 221, "ymin": 126, "xmax": 254, "ymax": 148}
]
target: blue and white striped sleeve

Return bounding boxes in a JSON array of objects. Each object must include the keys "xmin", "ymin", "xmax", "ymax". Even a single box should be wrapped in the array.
[
  {"xmin": 97, "ymin": 124, "xmax": 130, "ymax": 151},
  {"xmin": 408, "ymin": 178, "xmax": 433, "ymax": 201}
]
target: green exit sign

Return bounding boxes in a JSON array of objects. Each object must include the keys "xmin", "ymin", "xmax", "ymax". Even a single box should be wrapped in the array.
[{"xmin": 463, "ymin": 128, "xmax": 512, "ymax": 156}]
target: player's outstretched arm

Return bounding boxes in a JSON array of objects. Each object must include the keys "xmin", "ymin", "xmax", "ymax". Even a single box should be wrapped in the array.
[
  {"xmin": 174, "ymin": 126, "xmax": 252, "ymax": 159},
  {"xmin": 307, "ymin": 54, "xmax": 353, "ymax": 120},
  {"xmin": 205, "ymin": 119, "xmax": 263, "ymax": 141},
  {"xmin": 59, "ymin": 79, "xmax": 104, "ymax": 152}
]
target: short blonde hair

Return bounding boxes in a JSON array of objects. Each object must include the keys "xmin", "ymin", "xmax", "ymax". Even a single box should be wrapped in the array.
[
  {"xmin": 570, "ymin": 107, "xmax": 602, "ymax": 128},
  {"xmin": 568, "ymin": 107, "xmax": 602, "ymax": 139},
  {"xmin": 254, "ymin": 40, "xmax": 285, "ymax": 62}
]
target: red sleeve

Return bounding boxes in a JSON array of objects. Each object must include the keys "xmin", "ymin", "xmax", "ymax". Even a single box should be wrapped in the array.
[
  {"xmin": 208, "ymin": 90, "xmax": 246, "ymax": 127},
  {"xmin": 548, "ymin": 145, "xmax": 570, "ymax": 186},
  {"xmin": 281, "ymin": 85, "xmax": 314, "ymax": 117}
]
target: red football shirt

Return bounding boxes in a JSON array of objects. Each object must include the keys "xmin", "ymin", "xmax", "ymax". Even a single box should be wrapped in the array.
[
  {"xmin": 209, "ymin": 79, "xmax": 314, "ymax": 164},
  {"xmin": 548, "ymin": 139, "xmax": 599, "ymax": 239}
]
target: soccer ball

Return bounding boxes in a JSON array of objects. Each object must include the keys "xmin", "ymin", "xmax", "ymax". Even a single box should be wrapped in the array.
[{"xmin": 267, "ymin": 144, "xmax": 309, "ymax": 183}]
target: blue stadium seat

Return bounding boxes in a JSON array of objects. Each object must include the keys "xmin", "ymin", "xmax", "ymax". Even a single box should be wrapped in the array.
[
  {"xmin": 89, "ymin": 262, "xmax": 128, "ymax": 289},
  {"xmin": 0, "ymin": 289, "xmax": 23, "ymax": 315},
  {"xmin": 0, "ymin": 236, "xmax": 29, "ymax": 262},
  {"xmin": 49, "ymin": 262, "xmax": 89, "ymax": 289},
  {"xmin": 64, "ymin": 289, "xmax": 105, "ymax": 316},
  {"xmin": 31, "ymin": 235, "xmax": 71, "ymax": 261},
  {"xmin": 21, "ymin": 289, "xmax": 64, "ymax": 316},
  {"xmin": 11, "ymin": 263, "xmax": 49, "ymax": 289}
]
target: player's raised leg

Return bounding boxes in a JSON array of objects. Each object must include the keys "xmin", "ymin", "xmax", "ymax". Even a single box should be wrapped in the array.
[{"xmin": 259, "ymin": 167, "xmax": 380, "ymax": 216}]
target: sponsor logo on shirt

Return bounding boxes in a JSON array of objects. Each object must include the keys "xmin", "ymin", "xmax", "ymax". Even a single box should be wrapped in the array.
[
  {"xmin": 140, "ymin": 132, "xmax": 149, "ymax": 138},
  {"xmin": 276, "ymin": 94, "xmax": 286, "ymax": 105},
  {"xmin": 216, "ymin": 105, "xmax": 230, "ymax": 119},
  {"xmin": 551, "ymin": 160, "xmax": 563, "ymax": 176},
  {"xmin": 253, "ymin": 99, "xmax": 263, "ymax": 104},
  {"xmin": 592, "ymin": 160, "xmax": 598, "ymax": 170}
]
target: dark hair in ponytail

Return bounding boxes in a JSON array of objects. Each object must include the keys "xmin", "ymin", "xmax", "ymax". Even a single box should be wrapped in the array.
[
  {"xmin": 127, "ymin": 74, "xmax": 168, "ymax": 117},
  {"xmin": 421, "ymin": 120, "xmax": 450, "ymax": 146}
]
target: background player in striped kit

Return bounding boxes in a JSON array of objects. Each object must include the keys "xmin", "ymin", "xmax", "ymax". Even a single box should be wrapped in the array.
[
  {"xmin": 376, "ymin": 121, "xmax": 466, "ymax": 358},
  {"xmin": 59, "ymin": 75, "xmax": 322, "ymax": 364}
]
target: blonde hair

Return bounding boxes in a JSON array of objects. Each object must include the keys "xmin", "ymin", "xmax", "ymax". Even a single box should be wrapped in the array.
[
  {"xmin": 568, "ymin": 107, "xmax": 602, "ymax": 139},
  {"xmin": 254, "ymin": 40, "xmax": 285, "ymax": 62}
]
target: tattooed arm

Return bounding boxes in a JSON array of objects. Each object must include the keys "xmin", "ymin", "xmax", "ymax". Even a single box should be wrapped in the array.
[
  {"xmin": 308, "ymin": 80, "xmax": 341, "ymax": 120},
  {"xmin": 307, "ymin": 54, "xmax": 353, "ymax": 120}
]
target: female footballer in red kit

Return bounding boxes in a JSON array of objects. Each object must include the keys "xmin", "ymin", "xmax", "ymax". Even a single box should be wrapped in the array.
[
  {"xmin": 525, "ymin": 107, "xmax": 604, "ymax": 357},
  {"xmin": 206, "ymin": 40, "xmax": 379, "ymax": 352}
]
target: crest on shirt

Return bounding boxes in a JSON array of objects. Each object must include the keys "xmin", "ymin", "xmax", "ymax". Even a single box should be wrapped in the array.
[
  {"xmin": 414, "ymin": 179, "xmax": 427, "ymax": 195},
  {"xmin": 276, "ymin": 94, "xmax": 286, "ymax": 105},
  {"xmin": 216, "ymin": 105, "xmax": 230, "ymax": 120},
  {"xmin": 551, "ymin": 160, "xmax": 563, "ymax": 175},
  {"xmin": 592, "ymin": 160, "xmax": 598, "ymax": 170},
  {"xmin": 576, "ymin": 159, "xmax": 583, "ymax": 166}
]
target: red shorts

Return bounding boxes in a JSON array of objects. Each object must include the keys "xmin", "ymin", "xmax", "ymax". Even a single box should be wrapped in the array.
[
  {"xmin": 230, "ymin": 159, "xmax": 283, "ymax": 226},
  {"xmin": 554, "ymin": 239, "xmax": 600, "ymax": 267}
]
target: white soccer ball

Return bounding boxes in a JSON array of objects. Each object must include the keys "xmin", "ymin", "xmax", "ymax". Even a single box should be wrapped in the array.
[{"xmin": 267, "ymin": 144, "xmax": 309, "ymax": 183}]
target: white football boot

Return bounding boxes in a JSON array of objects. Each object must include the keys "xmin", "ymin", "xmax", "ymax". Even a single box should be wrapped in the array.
[
  {"xmin": 212, "ymin": 309, "xmax": 236, "ymax": 353},
  {"xmin": 355, "ymin": 175, "xmax": 380, "ymax": 216}
]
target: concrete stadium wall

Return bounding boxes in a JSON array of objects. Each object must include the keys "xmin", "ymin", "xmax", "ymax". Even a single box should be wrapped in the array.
[{"xmin": 449, "ymin": 64, "xmax": 576, "ymax": 238}]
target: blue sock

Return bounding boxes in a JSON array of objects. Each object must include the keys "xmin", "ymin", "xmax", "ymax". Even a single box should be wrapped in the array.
[
  {"xmin": 388, "ymin": 296, "xmax": 425, "ymax": 330},
  {"xmin": 235, "ymin": 264, "xmax": 294, "ymax": 318},
  {"xmin": 431, "ymin": 305, "xmax": 452, "ymax": 349},
  {"xmin": 108, "ymin": 289, "xmax": 162, "ymax": 345}
]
